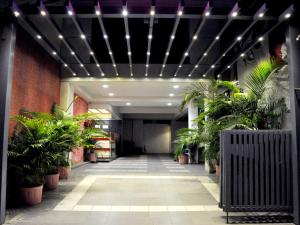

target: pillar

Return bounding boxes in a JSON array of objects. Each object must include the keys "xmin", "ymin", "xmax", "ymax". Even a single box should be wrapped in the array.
[
  {"xmin": 0, "ymin": 18, "xmax": 16, "ymax": 224},
  {"xmin": 188, "ymin": 101, "xmax": 198, "ymax": 129},
  {"xmin": 60, "ymin": 82, "xmax": 75, "ymax": 115}
]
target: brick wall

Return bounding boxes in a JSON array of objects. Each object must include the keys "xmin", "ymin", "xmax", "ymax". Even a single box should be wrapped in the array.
[{"xmin": 10, "ymin": 27, "xmax": 61, "ymax": 132}]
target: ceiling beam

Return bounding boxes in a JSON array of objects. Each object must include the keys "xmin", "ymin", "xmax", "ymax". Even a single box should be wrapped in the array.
[
  {"xmin": 95, "ymin": 2, "xmax": 118, "ymax": 77},
  {"xmin": 173, "ymin": 1, "xmax": 211, "ymax": 77},
  {"xmin": 159, "ymin": 3, "xmax": 183, "ymax": 77},
  {"xmin": 188, "ymin": 3, "xmax": 240, "ymax": 78},
  {"xmin": 145, "ymin": 5, "xmax": 155, "ymax": 77},
  {"xmin": 203, "ymin": 4, "xmax": 268, "ymax": 78},
  {"xmin": 11, "ymin": 3, "xmax": 76, "ymax": 76},
  {"xmin": 66, "ymin": 1, "xmax": 104, "ymax": 77},
  {"xmin": 123, "ymin": 4, "xmax": 133, "ymax": 76},
  {"xmin": 218, "ymin": 5, "xmax": 294, "ymax": 78}
]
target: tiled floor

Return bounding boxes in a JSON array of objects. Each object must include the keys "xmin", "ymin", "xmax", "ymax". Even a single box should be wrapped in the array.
[{"xmin": 4, "ymin": 154, "xmax": 291, "ymax": 225}]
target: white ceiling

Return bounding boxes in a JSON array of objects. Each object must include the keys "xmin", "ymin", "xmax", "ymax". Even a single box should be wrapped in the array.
[{"xmin": 66, "ymin": 78, "xmax": 198, "ymax": 107}]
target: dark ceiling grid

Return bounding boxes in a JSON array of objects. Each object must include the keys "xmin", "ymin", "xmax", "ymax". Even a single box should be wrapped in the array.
[
  {"xmin": 36, "ymin": 3, "xmax": 90, "ymax": 76},
  {"xmin": 173, "ymin": 2, "xmax": 211, "ymax": 77},
  {"xmin": 123, "ymin": 5, "xmax": 133, "ymax": 76},
  {"xmin": 217, "ymin": 5, "xmax": 294, "ymax": 78},
  {"xmin": 204, "ymin": 4, "xmax": 267, "ymax": 78},
  {"xmin": 159, "ymin": 3, "xmax": 183, "ymax": 77},
  {"xmin": 66, "ymin": 2, "xmax": 105, "ymax": 77},
  {"xmin": 145, "ymin": 5, "xmax": 155, "ymax": 77},
  {"xmin": 95, "ymin": 3, "xmax": 118, "ymax": 76},
  {"xmin": 188, "ymin": 3, "xmax": 240, "ymax": 78}
]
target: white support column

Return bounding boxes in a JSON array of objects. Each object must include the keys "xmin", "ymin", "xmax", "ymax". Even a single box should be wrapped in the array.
[
  {"xmin": 188, "ymin": 101, "xmax": 198, "ymax": 129},
  {"xmin": 60, "ymin": 82, "xmax": 74, "ymax": 115}
]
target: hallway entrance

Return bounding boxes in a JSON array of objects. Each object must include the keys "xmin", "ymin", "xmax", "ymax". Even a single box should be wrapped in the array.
[{"xmin": 5, "ymin": 155, "xmax": 220, "ymax": 225}]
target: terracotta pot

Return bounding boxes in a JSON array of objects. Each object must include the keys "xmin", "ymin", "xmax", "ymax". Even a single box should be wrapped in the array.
[
  {"xmin": 45, "ymin": 173, "xmax": 59, "ymax": 190},
  {"xmin": 20, "ymin": 185, "xmax": 43, "ymax": 206},
  {"xmin": 58, "ymin": 166, "xmax": 71, "ymax": 179},
  {"xmin": 215, "ymin": 165, "xmax": 221, "ymax": 177},
  {"xmin": 178, "ymin": 154, "xmax": 188, "ymax": 164},
  {"xmin": 89, "ymin": 152, "xmax": 97, "ymax": 163}
]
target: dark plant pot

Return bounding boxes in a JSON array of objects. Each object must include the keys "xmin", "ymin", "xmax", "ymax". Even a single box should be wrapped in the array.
[
  {"xmin": 20, "ymin": 185, "xmax": 43, "ymax": 206},
  {"xmin": 178, "ymin": 154, "xmax": 188, "ymax": 164},
  {"xmin": 45, "ymin": 173, "xmax": 59, "ymax": 190},
  {"xmin": 215, "ymin": 165, "xmax": 221, "ymax": 177},
  {"xmin": 89, "ymin": 152, "xmax": 97, "ymax": 163},
  {"xmin": 58, "ymin": 166, "xmax": 71, "ymax": 179}
]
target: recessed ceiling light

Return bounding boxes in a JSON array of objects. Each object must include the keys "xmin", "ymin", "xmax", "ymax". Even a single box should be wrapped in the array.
[
  {"xmin": 80, "ymin": 64, "xmax": 84, "ymax": 67},
  {"xmin": 102, "ymin": 84, "xmax": 109, "ymax": 88},
  {"xmin": 52, "ymin": 51, "xmax": 57, "ymax": 55},
  {"xmin": 167, "ymin": 103, "xmax": 173, "ymax": 106},
  {"xmin": 116, "ymin": 73, "xmax": 119, "ymax": 76},
  {"xmin": 223, "ymin": 53, "xmax": 226, "ymax": 57},
  {"xmin": 122, "ymin": 9, "xmax": 128, "ymax": 17},
  {"xmin": 177, "ymin": 10, "xmax": 183, "ymax": 16},
  {"xmin": 109, "ymin": 51, "xmax": 113, "ymax": 55},
  {"xmin": 150, "ymin": 9, "xmax": 155, "ymax": 16},
  {"xmin": 90, "ymin": 51, "xmax": 94, "ymax": 55},
  {"xmin": 211, "ymin": 65, "xmax": 215, "ymax": 68},
  {"xmin": 14, "ymin": 11, "xmax": 20, "ymax": 17},
  {"xmin": 195, "ymin": 65, "xmax": 198, "ymax": 68},
  {"xmin": 237, "ymin": 36, "xmax": 242, "ymax": 41},
  {"xmin": 162, "ymin": 64, "xmax": 166, "ymax": 68},
  {"xmin": 166, "ymin": 52, "xmax": 169, "ymax": 56},
  {"xmin": 131, "ymin": 73, "xmax": 133, "ymax": 76},
  {"xmin": 126, "ymin": 35, "xmax": 130, "ymax": 39},
  {"xmin": 96, "ymin": 64, "xmax": 100, "ymax": 67},
  {"xmin": 160, "ymin": 74, "xmax": 162, "ymax": 77},
  {"xmin": 171, "ymin": 35, "xmax": 175, "ymax": 40},
  {"xmin": 113, "ymin": 64, "xmax": 116, "ymax": 67},
  {"xmin": 169, "ymin": 93, "xmax": 174, "ymax": 97},
  {"xmin": 203, "ymin": 52, "xmax": 207, "ymax": 56},
  {"xmin": 203, "ymin": 74, "xmax": 206, "ymax": 77},
  {"xmin": 58, "ymin": 34, "xmax": 63, "ymax": 39},
  {"xmin": 80, "ymin": 34, "xmax": 86, "ymax": 39},
  {"xmin": 128, "ymin": 51, "xmax": 131, "ymax": 55},
  {"xmin": 217, "ymin": 74, "xmax": 221, "ymax": 78},
  {"xmin": 126, "ymin": 102, "xmax": 132, "ymax": 106},
  {"xmin": 285, "ymin": 13, "xmax": 291, "ymax": 19},
  {"xmin": 101, "ymin": 73, "xmax": 105, "ymax": 76},
  {"xmin": 145, "ymin": 74, "xmax": 148, "ymax": 76},
  {"xmin": 96, "ymin": 10, "xmax": 101, "ymax": 16},
  {"xmin": 103, "ymin": 34, "xmax": 108, "ymax": 39},
  {"xmin": 179, "ymin": 65, "xmax": 182, "ymax": 68},
  {"xmin": 71, "ymin": 51, "xmax": 75, "ymax": 55},
  {"xmin": 40, "ymin": 10, "xmax": 47, "ymax": 16},
  {"xmin": 193, "ymin": 35, "xmax": 198, "ymax": 40},
  {"xmin": 73, "ymin": 73, "xmax": 76, "ymax": 76},
  {"xmin": 87, "ymin": 73, "xmax": 90, "ymax": 76},
  {"xmin": 188, "ymin": 74, "xmax": 192, "ymax": 77},
  {"xmin": 108, "ymin": 93, "xmax": 114, "ymax": 96},
  {"xmin": 232, "ymin": 11, "xmax": 238, "ymax": 17},
  {"xmin": 146, "ymin": 64, "xmax": 149, "ymax": 67},
  {"xmin": 36, "ymin": 35, "xmax": 42, "ymax": 39},
  {"xmin": 258, "ymin": 36, "xmax": 264, "ymax": 42},
  {"xmin": 240, "ymin": 53, "xmax": 245, "ymax": 57},
  {"xmin": 67, "ymin": 10, "xmax": 73, "ymax": 16},
  {"xmin": 148, "ymin": 34, "xmax": 153, "ymax": 39},
  {"xmin": 174, "ymin": 74, "xmax": 177, "ymax": 77},
  {"xmin": 173, "ymin": 85, "xmax": 179, "ymax": 89},
  {"xmin": 147, "ymin": 51, "xmax": 151, "ymax": 55},
  {"xmin": 205, "ymin": 11, "xmax": 210, "ymax": 17},
  {"xmin": 258, "ymin": 12, "xmax": 264, "ymax": 18},
  {"xmin": 184, "ymin": 52, "xmax": 189, "ymax": 56},
  {"xmin": 64, "ymin": 64, "xmax": 68, "ymax": 67},
  {"xmin": 227, "ymin": 65, "xmax": 231, "ymax": 69}
]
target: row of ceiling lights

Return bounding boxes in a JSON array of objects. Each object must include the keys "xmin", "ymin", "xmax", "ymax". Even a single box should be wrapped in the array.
[
  {"xmin": 101, "ymin": 84, "xmax": 179, "ymax": 106},
  {"xmin": 13, "ymin": 7, "xmax": 293, "ymax": 79}
]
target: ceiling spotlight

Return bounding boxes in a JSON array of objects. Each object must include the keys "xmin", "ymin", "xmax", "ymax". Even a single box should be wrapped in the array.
[
  {"xmin": 160, "ymin": 74, "xmax": 163, "ymax": 77},
  {"xmin": 122, "ymin": 9, "xmax": 128, "ymax": 17},
  {"xmin": 147, "ymin": 51, "xmax": 151, "ymax": 55},
  {"xmin": 52, "ymin": 51, "xmax": 57, "ymax": 55},
  {"xmin": 211, "ymin": 64, "xmax": 215, "ymax": 68},
  {"xmin": 205, "ymin": 11, "xmax": 210, "ymax": 17},
  {"xmin": 73, "ymin": 73, "xmax": 76, "ymax": 76},
  {"xmin": 116, "ymin": 73, "xmax": 119, "ymax": 76},
  {"xmin": 203, "ymin": 74, "xmax": 206, "ymax": 77},
  {"xmin": 108, "ymin": 93, "xmax": 114, "ymax": 96},
  {"xmin": 148, "ymin": 34, "xmax": 153, "ymax": 39},
  {"xmin": 101, "ymin": 73, "xmax": 105, "ymax": 76},
  {"xmin": 80, "ymin": 64, "xmax": 84, "ymax": 67},
  {"xmin": 145, "ymin": 74, "xmax": 148, "ymax": 76},
  {"xmin": 167, "ymin": 103, "xmax": 173, "ymax": 106},
  {"xmin": 166, "ymin": 52, "xmax": 169, "ymax": 56},
  {"xmin": 195, "ymin": 65, "xmax": 198, "ymax": 68},
  {"xmin": 237, "ymin": 36, "xmax": 242, "ymax": 41},
  {"xmin": 36, "ymin": 35, "xmax": 42, "ymax": 39},
  {"xmin": 71, "ymin": 51, "xmax": 75, "ymax": 55},
  {"xmin": 193, "ymin": 35, "xmax": 198, "ymax": 40},
  {"xmin": 103, "ymin": 34, "xmax": 108, "ymax": 39},
  {"xmin": 258, "ymin": 12, "xmax": 264, "ymax": 18},
  {"xmin": 217, "ymin": 74, "xmax": 221, "ymax": 78},
  {"xmin": 203, "ymin": 52, "xmax": 207, "ymax": 56},
  {"xmin": 14, "ymin": 11, "xmax": 20, "ymax": 17},
  {"xmin": 58, "ymin": 34, "xmax": 63, "ymax": 39},
  {"xmin": 240, "ymin": 53, "xmax": 245, "ymax": 57},
  {"xmin": 87, "ymin": 73, "xmax": 90, "ymax": 76},
  {"xmin": 184, "ymin": 52, "xmax": 189, "ymax": 56},
  {"xmin": 150, "ymin": 9, "xmax": 155, "ymax": 16},
  {"xmin": 96, "ymin": 10, "xmax": 101, "ymax": 16},
  {"xmin": 128, "ymin": 51, "xmax": 132, "ymax": 55},
  {"xmin": 80, "ymin": 34, "xmax": 86, "ymax": 39},
  {"xmin": 179, "ymin": 65, "xmax": 182, "ymax": 68},
  {"xmin": 169, "ymin": 93, "xmax": 174, "ymax": 97},
  {"xmin": 64, "ymin": 64, "xmax": 68, "ymax": 67},
  {"xmin": 177, "ymin": 10, "xmax": 183, "ymax": 16},
  {"xmin": 173, "ymin": 85, "xmax": 179, "ymax": 89},
  {"xmin": 113, "ymin": 64, "xmax": 116, "ymax": 67},
  {"xmin": 40, "ymin": 10, "xmax": 47, "ymax": 16},
  {"xmin": 296, "ymin": 35, "xmax": 300, "ymax": 41},
  {"xmin": 215, "ymin": 36, "xmax": 220, "ymax": 40},
  {"xmin": 109, "ymin": 51, "xmax": 113, "ymax": 55},
  {"xmin": 97, "ymin": 64, "xmax": 100, "ymax": 67},
  {"xmin": 131, "ymin": 73, "xmax": 133, "ymax": 76},
  {"xmin": 285, "ymin": 13, "xmax": 291, "ymax": 19},
  {"xmin": 102, "ymin": 84, "xmax": 109, "ymax": 88},
  {"xmin": 232, "ymin": 11, "xmax": 238, "ymax": 17},
  {"xmin": 171, "ymin": 35, "xmax": 175, "ymax": 40},
  {"xmin": 162, "ymin": 64, "xmax": 166, "ymax": 68},
  {"xmin": 227, "ymin": 65, "xmax": 231, "ymax": 69},
  {"xmin": 146, "ymin": 64, "xmax": 149, "ymax": 67},
  {"xmin": 223, "ymin": 53, "xmax": 226, "ymax": 57},
  {"xmin": 126, "ymin": 102, "xmax": 132, "ymax": 106},
  {"xmin": 188, "ymin": 74, "xmax": 192, "ymax": 77},
  {"xmin": 258, "ymin": 36, "xmax": 264, "ymax": 42},
  {"xmin": 67, "ymin": 10, "xmax": 73, "ymax": 16},
  {"xmin": 126, "ymin": 34, "xmax": 130, "ymax": 39},
  {"xmin": 90, "ymin": 51, "xmax": 94, "ymax": 55}
]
